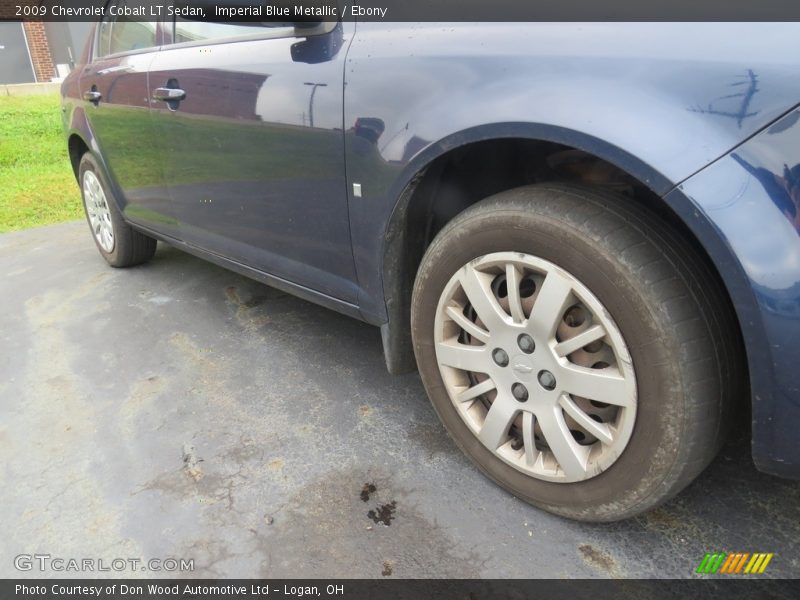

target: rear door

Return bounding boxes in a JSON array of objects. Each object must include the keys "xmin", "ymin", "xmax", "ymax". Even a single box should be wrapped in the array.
[
  {"xmin": 80, "ymin": 3, "xmax": 178, "ymax": 238},
  {"xmin": 148, "ymin": 17, "xmax": 357, "ymax": 303}
]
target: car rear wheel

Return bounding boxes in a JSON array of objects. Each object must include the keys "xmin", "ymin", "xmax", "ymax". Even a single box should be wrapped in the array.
[
  {"xmin": 79, "ymin": 153, "xmax": 156, "ymax": 268},
  {"xmin": 410, "ymin": 183, "xmax": 742, "ymax": 521}
]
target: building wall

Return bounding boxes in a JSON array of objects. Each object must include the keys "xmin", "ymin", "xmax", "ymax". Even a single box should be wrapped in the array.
[{"xmin": 22, "ymin": 21, "xmax": 55, "ymax": 82}]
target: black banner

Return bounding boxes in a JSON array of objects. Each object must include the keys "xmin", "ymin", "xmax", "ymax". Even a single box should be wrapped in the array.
[
  {"xmin": 4, "ymin": 0, "xmax": 800, "ymax": 22},
  {"xmin": 2, "ymin": 579, "xmax": 799, "ymax": 600}
]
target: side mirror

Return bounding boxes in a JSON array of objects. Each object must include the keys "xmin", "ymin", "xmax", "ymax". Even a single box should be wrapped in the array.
[{"xmin": 291, "ymin": 22, "xmax": 344, "ymax": 64}]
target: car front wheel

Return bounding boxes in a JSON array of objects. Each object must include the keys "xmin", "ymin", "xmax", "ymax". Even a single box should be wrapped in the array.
[{"xmin": 411, "ymin": 183, "xmax": 742, "ymax": 521}]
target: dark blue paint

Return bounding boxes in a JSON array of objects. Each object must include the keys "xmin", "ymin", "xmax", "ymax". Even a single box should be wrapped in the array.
[
  {"xmin": 670, "ymin": 108, "xmax": 800, "ymax": 476},
  {"xmin": 146, "ymin": 22, "xmax": 358, "ymax": 302},
  {"xmin": 62, "ymin": 21, "xmax": 800, "ymax": 477}
]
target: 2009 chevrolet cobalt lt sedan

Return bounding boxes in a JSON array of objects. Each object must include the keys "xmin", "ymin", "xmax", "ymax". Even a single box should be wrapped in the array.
[{"xmin": 61, "ymin": 11, "xmax": 800, "ymax": 521}]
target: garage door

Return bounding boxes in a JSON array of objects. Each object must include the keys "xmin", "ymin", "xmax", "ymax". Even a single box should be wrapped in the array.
[{"xmin": 0, "ymin": 22, "xmax": 36, "ymax": 84}]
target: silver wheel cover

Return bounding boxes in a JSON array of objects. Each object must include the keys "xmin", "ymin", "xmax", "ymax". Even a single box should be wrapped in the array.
[
  {"xmin": 82, "ymin": 170, "xmax": 115, "ymax": 253},
  {"xmin": 434, "ymin": 252, "xmax": 637, "ymax": 483}
]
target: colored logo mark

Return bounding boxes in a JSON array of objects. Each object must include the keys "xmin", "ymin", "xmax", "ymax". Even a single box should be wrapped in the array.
[{"xmin": 696, "ymin": 552, "xmax": 773, "ymax": 574}]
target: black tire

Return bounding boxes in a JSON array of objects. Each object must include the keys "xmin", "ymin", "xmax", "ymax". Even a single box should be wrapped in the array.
[
  {"xmin": 411, "ymin": 183, "xmax": 744, "ymax": 521},
  {"xmin": 78, "ymin": 153, "xmax": 156, "ymax": 268}
]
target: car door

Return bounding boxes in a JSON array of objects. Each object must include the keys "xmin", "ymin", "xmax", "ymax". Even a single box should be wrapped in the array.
[
  {"xmin": 148, "ymin": 16, "xmax": 358, "ymax": 303},
  {"xmin": 80, "ymin": 4, "xmax": 178, "ymax": 239}
]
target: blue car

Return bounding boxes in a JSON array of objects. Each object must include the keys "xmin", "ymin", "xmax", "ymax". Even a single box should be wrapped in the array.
[{"xmin": 61, "ymin": 12, "xmax": 800, "ymax": 521}]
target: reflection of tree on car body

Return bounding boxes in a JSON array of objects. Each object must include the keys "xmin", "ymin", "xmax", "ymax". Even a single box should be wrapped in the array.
[{"xmin": 732, "ymin": 153, "xmax": 800, "ymax": 232}]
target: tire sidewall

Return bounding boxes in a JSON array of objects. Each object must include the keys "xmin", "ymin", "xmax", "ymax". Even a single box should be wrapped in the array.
[
  {"xmin": 79, "ymin": 153, "xmax": 125, "ymax": 263},
  {"xmin": 411, "ymin": 193, "xmax": 690, "ymax": 520}
]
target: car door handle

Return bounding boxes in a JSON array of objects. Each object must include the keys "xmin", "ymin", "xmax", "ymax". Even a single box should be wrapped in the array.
[
  {"xmin": 152, "ymin": 87, "xmax": 186, "ymax": 102},
  {"xmin": 83, "ymin": 90, "xmax": 102, "ymax": 103}
]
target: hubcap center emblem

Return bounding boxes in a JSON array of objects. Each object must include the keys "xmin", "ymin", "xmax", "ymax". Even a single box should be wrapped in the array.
[{"xmin": 511, "ymin": 355, "xmax": 535, "ymax": 380}]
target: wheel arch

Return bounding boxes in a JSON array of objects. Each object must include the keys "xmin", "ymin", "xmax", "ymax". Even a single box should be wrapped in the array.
[
  {"xmin": 64, "ymin": 103, "xmax": 104, "ymax": 181},
  {"xmin": 64, "ymin": 109, "xmax": 123, "ymax": 215},
  {"xmin": 379, "ymin": 124, "xmax": 751, "ymax": 390},
  {"xmin": 68, "ymin": 133, "xmax": 90, "ymax": 181}
]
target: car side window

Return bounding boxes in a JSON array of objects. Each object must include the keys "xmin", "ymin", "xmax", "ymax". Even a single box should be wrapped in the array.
[
  {"xmin": 173, "ymin": 18, "xmax": 295, "ymax": 44},
  {"xmin": 96, "ymin": 1, "xmax": 157, "ymax": 57},
  {"xmin": 175, "ymin": 20, "xmax": 254, "ymax": 43}
]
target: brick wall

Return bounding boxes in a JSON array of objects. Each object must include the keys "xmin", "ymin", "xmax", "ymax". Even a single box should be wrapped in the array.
[{"xmin": 22, "ymin": 21, "xmax": 55, "ymax": 82}]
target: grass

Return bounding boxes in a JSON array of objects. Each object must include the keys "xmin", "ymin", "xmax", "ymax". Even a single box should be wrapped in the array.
[{"xmin": 0, "ymin": 94, "xmax": 82, "ymax": 232}]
